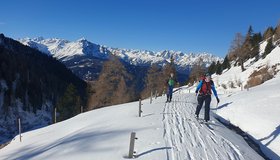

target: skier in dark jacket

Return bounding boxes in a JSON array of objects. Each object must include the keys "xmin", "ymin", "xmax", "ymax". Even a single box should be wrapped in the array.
[
  {"xmin": 195, "ymin": 73, "xmax": 219, "ymax": 122},
  {"xmin": 166, "ymin": 73, "xmax": 175, "ymax": 102}
]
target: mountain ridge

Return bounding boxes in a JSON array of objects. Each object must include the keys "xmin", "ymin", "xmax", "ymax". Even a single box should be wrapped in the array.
[
  {"xmin": 19, "ymin": 37, "xmax": 222, "ymax": 68},
  {"xmin": 0, "ymin": 34, "xmax": 87, "ymax": 144}
]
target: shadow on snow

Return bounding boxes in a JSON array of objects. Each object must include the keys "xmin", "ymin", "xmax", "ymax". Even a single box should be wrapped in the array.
[
  {"xmin": 211, "ymin": 102, "xmax": 233, "ymax": 110},
  {"xmin": 135, "ymin": 147, "xmax": 172, "ymax": 158}
]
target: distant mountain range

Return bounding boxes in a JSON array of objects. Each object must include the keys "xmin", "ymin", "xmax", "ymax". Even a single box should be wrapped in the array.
[{"xmin": 19, "ymin": 37, "xmax": 222, "ymax": 81}]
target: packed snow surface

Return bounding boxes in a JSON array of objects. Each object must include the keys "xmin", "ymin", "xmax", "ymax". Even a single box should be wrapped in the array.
[
  {"xmin": 0, "ymin": 89, "xmax": 264, "ymax": 160},
  {"xmin": 208, "ymin": 45, "xmax": 280, "ymax": 160},
  {"xmin": 215, "ymin": 74, "xmax": 280, "ymax": 160}
]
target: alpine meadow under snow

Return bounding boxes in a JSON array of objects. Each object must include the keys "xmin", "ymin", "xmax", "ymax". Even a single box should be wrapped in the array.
[
  {"xmin": 209, "ymin": 44, "xmax": 280, "ymax": 160},
  {"xmin": 2, "ymin": 1, "xmax": 280, "ymax": 159},
  {"xmin": 1, "ymin": 37, "xmax": 279, "ymax": 160},
  {"xmin": 0, "ymin": 90, "xmax": 264, "ymax": 160}
]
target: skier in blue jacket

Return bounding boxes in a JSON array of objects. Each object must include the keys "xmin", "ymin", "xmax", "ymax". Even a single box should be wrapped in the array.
[{"xmin": 195, "ymin": 73, "xmax": 219, "ymax": 122}]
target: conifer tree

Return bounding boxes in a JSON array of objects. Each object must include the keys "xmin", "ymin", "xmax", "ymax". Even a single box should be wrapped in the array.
[
  {"xmin": 215, "ymin": 61, "xmax": 223, "ymax": 75},
  {"xmin": 252, "ymin": 32, "xmax": 263, "ymax": 45},
  {"xmin": 56, "ymin": 83, "xmax": 80, "ymax": 121},
  {"xmin": 263, "ymin": 27, "xmax": 274, "ymax": 40},
  {"xmin": 243, "ymin": 26, "xmax": 254, "ymax": 58},
  {"xmin": 207, "ymin": 61, "xmax": 217, "ymax": 75},
  {"xmin": 222, "ymin": 56, "xmax": 231, "ymax": 70},
  {"xmin": 250, "ymin": 32, "xmax": 262, "ymax": 59},
  {"xmin": 274, "ymin": 21, "xmax": 280, "ymax": 43},
  {"xmin": 263, "ymin": 38, "xmax": 274, "ymax": 58},
  {"xmin": 247, "ymin": 25, "xmax": 253, "ymax": 37}
]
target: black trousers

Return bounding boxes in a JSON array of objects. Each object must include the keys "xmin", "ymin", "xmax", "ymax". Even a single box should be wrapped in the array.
[
  {"xmin": 166, "ymin": 86, "xmax": 173, "ymax": 101},
  {"xmin": 195, "ymin": 94, "xmax": 211, "ymax": 121}
]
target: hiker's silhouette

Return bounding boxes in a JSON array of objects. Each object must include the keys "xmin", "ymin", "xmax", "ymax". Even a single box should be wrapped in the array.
[{"xmin": 259, "ymin": 125, "xmax": 280, "ymax": 146}]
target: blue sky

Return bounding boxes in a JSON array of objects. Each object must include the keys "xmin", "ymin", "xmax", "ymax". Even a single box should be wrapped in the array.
[{"xmin": 0, "ymin": 0, "xmax": 280, "ymax": 57}]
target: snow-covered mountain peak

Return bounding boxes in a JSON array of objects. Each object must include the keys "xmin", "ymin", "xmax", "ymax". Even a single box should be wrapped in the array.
[
  {"xmin": 18, "ymin": 37, "xmax": 107, "ymax": 60},
  {"xmin": 18, "ymin": 37, "xmax": 221, "ymax": 67},
  {"xmin": 32, "ymin": 36, "xmax": 45, "ymax": 42},
  {"xmin": 76, "ymin": 38, "xmax": 93, "ymax": 48},
  {"xmin": 77, "ymin": 37, "xmax": 88, "ymax": 42}
]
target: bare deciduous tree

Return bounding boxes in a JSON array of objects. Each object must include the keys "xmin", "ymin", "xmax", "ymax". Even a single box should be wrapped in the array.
[
  {"xmin": 187, "ymin": 58, "xmax": 206, "ymax": 85},
  {"xmin": 274, "ymin": 20, "xmax": 280, "ymax": 44},
  {"xmin": 228, "ymin": 33, "xmax": 245, "ymax": 71},
  {"xmin": 263, "ymin": 27, "xmax": 274, "ymax": 40},
  {"xmin": 88, "ymin": 56, "xmax": 134, "ymax": 109},
  {"xmin": 141, "ymin": 64, "xmax": 164, "ymax": 98}
]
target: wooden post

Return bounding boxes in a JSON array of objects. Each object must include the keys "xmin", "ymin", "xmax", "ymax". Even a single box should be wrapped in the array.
[
  {"xmin": 80, "ymin": 106, "xmax": 83, "ymax": 113},
  {"xmin": 150, "ymin": 91, "xmax": 153, "ymax": 104},
  {"xmin": 139, "ymin": 99, "xmax": 142, "ymax": 117},
  {"xmin": 18, "ymin": 118, "xmax": 22, "ymax": 142},
  {"xmin": 155, "ymin": 90, "xmax": 157, "ymax": 99},
  {"xmin": 54, "ymin": 107, "xmax": 57, "ymax": 123},
  {"xmin": 128, "ymin": 132, "xmax": 136, "ymax": 158}
]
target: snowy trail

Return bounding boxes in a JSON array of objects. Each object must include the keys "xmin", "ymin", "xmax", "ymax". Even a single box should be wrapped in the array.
[
  {"xmin": 0, "ymin": 89, "xmax": 264, "ymax": 160},
  {"xmin": 162, "ymin": 93, "xmax": 261, "ymax": 160}
]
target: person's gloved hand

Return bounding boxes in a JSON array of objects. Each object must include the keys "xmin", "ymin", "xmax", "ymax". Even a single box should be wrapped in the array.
[
  {"xmin": 216, "ymin": 97, "xmax": 220, "ymax": 103},
  {"xmin": 195, "ymin": 90, "xmax": 198, "ymax": 96}
]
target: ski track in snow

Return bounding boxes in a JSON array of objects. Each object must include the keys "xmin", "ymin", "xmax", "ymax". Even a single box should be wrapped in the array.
[
  {"xmin": 162, "ymin": 94, "xmax": 245, "ymax": 160},
  {"xmin": 0, "ymin": 90, "xmax": 265, "ymax": 160}
]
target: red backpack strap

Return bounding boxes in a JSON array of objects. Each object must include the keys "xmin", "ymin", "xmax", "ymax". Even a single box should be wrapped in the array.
[{"xmin": 199, "ymin": 79, "xmax": 212, "ymax": 95}]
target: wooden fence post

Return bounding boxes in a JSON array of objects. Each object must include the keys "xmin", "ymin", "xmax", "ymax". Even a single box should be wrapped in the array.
[
  {"xmin": 128, "ymin": 132, "xmax": 137, "ymax": 158},
  {"xmin": 54, "ymin": 107, "xmax": 57, "ymax": 123},
  {"xmin": 155, "ymin": 90, "xmax": 158, "ymax": 99},
  {"xmin": 18, "ymin": 118, "xmax": 22, "ymax": 142},
  {"xmin": 81, "ymin": 106, "xmax": 83, "ymax": 113},
  {"xmin": 139, "ymin": 99, "xmax": 142, "ymax": 117},
  {"xmin": 150, "ymin": 91, "xmax": 153, "ymax": 104}
]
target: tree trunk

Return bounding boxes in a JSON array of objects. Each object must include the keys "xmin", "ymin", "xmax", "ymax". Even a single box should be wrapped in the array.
[{"xmin": 241, "ymin": 60, "xmax": 245, "ymax": 72}]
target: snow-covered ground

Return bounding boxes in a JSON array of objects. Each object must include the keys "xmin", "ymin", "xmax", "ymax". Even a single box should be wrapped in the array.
[
  {"xmin": 2, "ymin": 41, "xmax": 279, "ymax": 159},
  {"xmin": 0, "ymin": 90, "xmax": 264, "ymax": 160},
  {"xmin": 180, "ymin": 41, "xmax": 280, "ymax": 160},
  {"xmin": 214, "ymin": 74, "xmax": 280, "ymax": 160},
  {"xmin": 204, "ymin": 44, "xmax": 280, "ymax": 160},
  {"xmin": 178, "ymin": 41, "xmax": 280, "ymax": 160},
  {"xmin": 212, "ymin": 45, "xmax": 280, "ymax": 94},
  {"xmin": 1, "ymin": 41, "xmax": 279, "ymax": 160}
]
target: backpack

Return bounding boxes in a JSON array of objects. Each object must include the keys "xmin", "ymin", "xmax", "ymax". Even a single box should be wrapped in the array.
[{"xmin": 199, "ymin": 78, "xmax": 213, "ymax": 95}]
